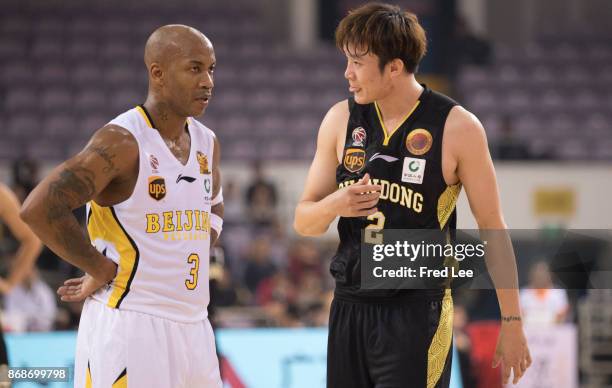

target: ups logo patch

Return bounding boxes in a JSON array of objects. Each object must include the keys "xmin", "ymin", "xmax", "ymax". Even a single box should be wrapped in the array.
[
  {"xmin": 148, "ymin": 176, "xmax": 166, "ymax": 201},
  {"xmin": 343, "ymin": 148, "xmax": 366, "ymax": 173}
]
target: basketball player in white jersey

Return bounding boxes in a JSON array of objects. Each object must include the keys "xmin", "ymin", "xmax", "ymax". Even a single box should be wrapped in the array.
[{"xmin": 20, "ymin": 25, "xmax": 223, "ymax": 387}]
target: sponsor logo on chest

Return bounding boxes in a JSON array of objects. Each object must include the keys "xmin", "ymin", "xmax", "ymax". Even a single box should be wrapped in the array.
[
  {"xmin": 343, "ymin": 148, "xmax": 366, "ymax": 172},
  {"xmin": 148, "ymin": 176, "xmax": 166, "ymax": 200},
  {"xmin": 402, "ymin": 157, "xmax": 426, "ymax": 184}
]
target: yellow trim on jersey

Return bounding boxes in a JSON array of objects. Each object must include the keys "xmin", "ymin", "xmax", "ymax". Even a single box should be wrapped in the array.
[
  {"xmin": 87, "ymin": 202, "xmax": 139, "ymax": 308},
  {"xmin": 136, "ymin": 105, "xmax": 190, "ymax": 130},
  {"xmin": 427, "ymin": 289, "xmax": 453, "ymax": 388},
  {"xmin": 374, "ymin": 100, "xmax": 421, "ymax": 146},
  {"xmin": 136, "ymin": 105, "xmax": 153, "ymax": 128},
  {"xmin": 112, "ymin": 369, "xmax": 127, "ymax": 388},
  {"xmin": 437, "ymin": 184, "xmax": 462, "ymax": 229},
  {"xmin": 85, "ymin": 362, "xmax": 92, "ymax": 388}
]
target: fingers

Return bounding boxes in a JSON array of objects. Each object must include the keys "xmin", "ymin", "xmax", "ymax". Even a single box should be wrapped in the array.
[
  {"xmin": 492, "ymin": 352, "xmax": 501, "ymax": 368},
  {"xmin": 354, "ymin": 191, "xmax": 380, "ymax": 203},
  {"xmin": 349, "ymin": 184, "xmax": 382, "ymax": 195},
  {"xmin": 58, "ymin": 284, "xmax": 85, "ymax": 302},
  {"xmin": 355, "ymin": 199, "xmax": 380, "ymax": 211},
  {"xmin": 513, "ymin": 348, "xmax": 532, "ymax": 384},
  {"xmin": 502, "ymin": 363, "xmax": 511, "ymax": 385},
  {"xmin": 357, "ymin": 173, "xmax": 370, "ymax": 184},
  {"xmin": 353, "ymin": 207, "xmax": 378, "ymax": 217},
  {"xmin": 57, "ymin": 284, "xmax": 80, "ymax": 295},
  {"xmin": 512, "ymin": 363, "xmax": 524, "ymax": 384},
  {"xmin": 63, "ymin": 277, "xmax": 85, "ymax": 286},
  {"xmin": 526, "ymin": 348, "xmax": 533, "ymax": 368},
  {"xmin": 60, "ymin": 294, "xmax": 84, "ymax": 303}
]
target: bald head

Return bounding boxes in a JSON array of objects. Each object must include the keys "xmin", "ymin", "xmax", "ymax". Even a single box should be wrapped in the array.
[{"xmin": 144, "ymin": 24, "xmax": 212, "ymax": 69}]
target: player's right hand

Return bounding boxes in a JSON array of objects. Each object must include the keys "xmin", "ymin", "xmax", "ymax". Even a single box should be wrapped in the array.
[
  {"xmin": 57, "ymin": 273, "xmax": 105, "ymax": 302},
  {"xmin": 329, "ymin": 173, "xmax": 382, "ymax": 218}
]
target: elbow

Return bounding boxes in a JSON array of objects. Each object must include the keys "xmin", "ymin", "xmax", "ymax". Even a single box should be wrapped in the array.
[
  {"xmin": 19, "ymin": 204, "xmax": 35, "ymax": 225},
  {"xmin": 293, "ymin": 219, "xmax": 308, "ymax": 236},
  {"xmin": 293, "ymin": 219, "xmax": 326, "ymax": 237},
  {"xmin": 293, "ymin": 201, "xmax": 331, "ymax": 237},
  {"xmin": 475, "ymin": 215, "xmax": 507, "ymax": 230},
  {"xmin": 19, "ymin": 199, "xmax": 43, "ymax": 227}
]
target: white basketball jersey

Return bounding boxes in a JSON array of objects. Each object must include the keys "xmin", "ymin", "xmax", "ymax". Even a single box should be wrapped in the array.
[{"xmin": 87, "ymin": 106, "xmax": 216, "ymax": 322}]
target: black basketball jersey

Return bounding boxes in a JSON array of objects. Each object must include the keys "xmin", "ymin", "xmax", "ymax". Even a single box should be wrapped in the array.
[{"xmin": 332, "ymin": 85, "xmax": 462, "ymax": 301}]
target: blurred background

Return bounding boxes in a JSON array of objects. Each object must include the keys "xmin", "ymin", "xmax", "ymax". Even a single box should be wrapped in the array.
[{"xmin": 1, "ymin": 0, "xmax": 612, "ymax": 387}]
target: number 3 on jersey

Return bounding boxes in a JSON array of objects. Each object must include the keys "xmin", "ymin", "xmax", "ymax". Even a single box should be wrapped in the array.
[
  {"xmin": 185, "ymin": 253, "xmax": 199, "ymax": 290},
  {"xmin": 365, "ymin": 211, "xmax": 386, "ymax": 244}
]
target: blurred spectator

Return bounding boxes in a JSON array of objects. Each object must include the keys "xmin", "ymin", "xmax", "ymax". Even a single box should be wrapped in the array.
[
  {"xmin": 454, "ymin": 305, "xmax": 477, "ymax": 388},
  {"xmin": 493, "ymin": 116, "xmax": 531, "ymax": 160},
  {"xmin": 243, "ymin": 236, "xmax": 277, "ymax": 294},
  {"xmin": 222, "ymin": 180, "xmax": 243, "ymax": 226},
  {"xmin": 257, "ymin": 272, "xmax": 302, "ymax": 327},
  {"xmin": 211, "ymin": 270, "xmax": 240, "ymax": 308},
  {"xmin": 449, "ymin": 16, "xmax": 492, "ymax": 80},
  {"xmin": 312, "ymin": 290, "xmax": 334, "ymax": 326},
  {"xmin": 520, "ymin": 261, "xmax": 569, "ymax": 325},
  {"xmin": 4, "ymin": 269, "xmax": 57, "ymax": 332},
  {"xmin": 295, "ymin": 270, "xmax": 324, "ymax": 310},
  {"xmin": 54, "ymin": 301, "xmax": 83, "ymax": 331},
  {"xmin": 11, "ymin": 158, "xmax": 40, "ymax": 202},
  {"xmin": 245, "ymin": 160, "xmax": 278, "ymax": 228},
  {"xmin": 287, "ymin": 239, "xmax": 322, "ymax": 284},
  {"xmin": 256, "ymin": 271, "xmax": 296, "ymax": 306}
]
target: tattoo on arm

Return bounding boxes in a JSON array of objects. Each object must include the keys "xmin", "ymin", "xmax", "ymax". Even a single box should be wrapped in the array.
[
  {"xmin": 45, "ymin": 167, "xmax": 97, "ymax": 260},
  {"xmin": 90, "ymin": 145, "xmax": 119, "ymax": 174},
  {"xmin": 47, "ymin": 167, "xmax": 96, "ymax": 219}
]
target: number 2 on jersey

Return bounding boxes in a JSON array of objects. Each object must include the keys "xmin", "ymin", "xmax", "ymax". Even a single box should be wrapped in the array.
[
  {"xmin": 365, "ymin": 211, "xmax": 386, "ymax": 244},
  {"xmin": 185, "ymin": 253, "xmax": 199, "ymax": 290}
]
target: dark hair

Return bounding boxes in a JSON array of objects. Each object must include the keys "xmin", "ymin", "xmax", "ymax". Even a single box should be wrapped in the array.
[{"xmin": 335, "ymin": 2, "xmax": 427, "ymax": 73}]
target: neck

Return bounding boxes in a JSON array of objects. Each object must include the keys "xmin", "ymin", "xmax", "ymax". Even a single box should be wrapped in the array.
[
  {"xmin": 143, "ymin": 95, "xmax": 188, "ymax": 140},
  {"xmin": 375, "ymin": 74, "xmax": 423, "ymax": 121}
]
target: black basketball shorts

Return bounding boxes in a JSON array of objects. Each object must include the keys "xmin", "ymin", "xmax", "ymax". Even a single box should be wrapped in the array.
[{"xmin": 327, "ymin": 290, "xmax": 453, "ymax": 388}]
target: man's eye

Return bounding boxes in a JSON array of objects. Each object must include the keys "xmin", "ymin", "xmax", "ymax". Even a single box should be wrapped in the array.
[{"xmin": 191, "ymin": 66, "xmax": 200, "ymax": 72}]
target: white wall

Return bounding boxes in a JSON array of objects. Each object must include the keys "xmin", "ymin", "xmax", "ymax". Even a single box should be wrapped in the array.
[
  {"xmin": 3, "ymin": 162, "xmax": 611, "ymax": 232},
  {"xmin": 223, "ymin": 161, "xmax": 612, "ymax": 231}
]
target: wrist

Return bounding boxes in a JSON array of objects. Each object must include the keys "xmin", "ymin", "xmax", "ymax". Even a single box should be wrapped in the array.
[
  {"xmin": 322, "ymin": 192, "xmax": 339, "ymax": 219},
  {"xmin": 500, "ymin": 315, "xmax": 522, "ymax": 324},
  {"xmin": 95, "ymin": 257, "xmax": 118, "ymax": 284}
]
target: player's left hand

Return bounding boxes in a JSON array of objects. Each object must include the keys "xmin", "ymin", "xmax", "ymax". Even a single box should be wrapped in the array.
[
  {"xmin": 57, "ymin": 274, "xmax": 105, "ymax": 302},
  {"xmin": 492, "ymin": 322, "xmax": 532, "ymax": 385}
]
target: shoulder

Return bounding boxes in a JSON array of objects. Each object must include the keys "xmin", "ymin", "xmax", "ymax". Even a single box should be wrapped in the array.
[
  {"xmin": 320, "ymin": 99, "xmax": 350, "ymax": 134},
  {"xmin": 88, "ymin": 124, "xmax": 139, "ymax": 152},
  {"xmin": 72, "ymin": 124, "xmax": 139, "ymax": 177},
  {"xmin": 327, "ymin": 99, "xmax": 350, "ymax": 118},
  {"xmin": 444, "ymin": 105, "xmax": 487, "ymax": 144},
  {"xmin": 189, "ymin": 118, "xmax": 221, "ymax": 162},
  {"xmin": 189, "ymin": 117, "xmax": 216, "ymax": 137}
]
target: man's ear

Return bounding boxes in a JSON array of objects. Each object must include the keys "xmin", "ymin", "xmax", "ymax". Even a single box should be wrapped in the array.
[
  {"xmin": 149, "ymin": 62, "xmax": 164, "ymax": 86},
  {"xmin": 387, "ymin": 58, "xmax": 406, "ymax": 77}
]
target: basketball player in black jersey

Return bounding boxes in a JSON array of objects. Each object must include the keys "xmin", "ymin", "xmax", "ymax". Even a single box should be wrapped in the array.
[{"xmin": 294, "ymin": 3, "xmax": 531, "ymax": 387}]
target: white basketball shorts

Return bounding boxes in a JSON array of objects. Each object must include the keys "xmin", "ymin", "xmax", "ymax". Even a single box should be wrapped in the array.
[{"xmin": 74, "ymin": 298, "xmax": 222, "ymax": 388}]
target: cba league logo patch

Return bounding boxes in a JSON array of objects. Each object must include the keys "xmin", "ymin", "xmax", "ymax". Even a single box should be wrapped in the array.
[
  {"xmin": 343, "ymin": 148, "xmax": 366, "ymax": 173},
  {"xmin": 351, "ymin": 127, "xmax": 366, "ymax": 147},
  {"xmin": 149, "ymin": 154, "xmax": 159, "ymax": 171},
  {"xmin": 405, "ymin": 128, "xmax": 433, "ymax": 155},
  {"xmin": 148, "ymin": 176, "xmax": 166, "ymax": 201}
]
